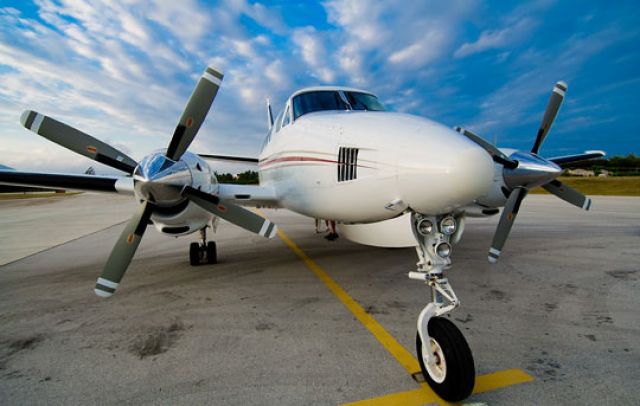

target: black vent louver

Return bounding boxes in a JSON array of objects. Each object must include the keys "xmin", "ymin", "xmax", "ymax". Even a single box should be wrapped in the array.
[{"xmin": 338, "ymin": 147, "xmax": 359, "ymax": 182}]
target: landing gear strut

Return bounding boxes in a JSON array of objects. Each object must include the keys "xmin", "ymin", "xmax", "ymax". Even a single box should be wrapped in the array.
[
  {"xmin": 409, "ymin": 212, "xmax": 475, "ymax": 402},
  {"xmin": 190, "ymin": 227, "xmax": 217, "ymax": 266}
]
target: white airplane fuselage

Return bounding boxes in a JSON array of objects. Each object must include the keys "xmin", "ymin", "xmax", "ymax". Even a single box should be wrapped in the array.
[{"xmin": 259, "ymin": 110, "xmax": 494, "ymax": 223}]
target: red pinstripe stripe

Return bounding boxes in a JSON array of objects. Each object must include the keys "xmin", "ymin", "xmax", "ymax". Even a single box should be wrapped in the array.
[{"xmin": 259, "ymin": 155, "xmax": 373, "ymax": 170}]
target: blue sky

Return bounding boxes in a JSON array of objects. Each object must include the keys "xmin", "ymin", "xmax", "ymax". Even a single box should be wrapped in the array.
[{"xmin": 0, "ymin": 0, "xmax": 638, "ymax": 174}]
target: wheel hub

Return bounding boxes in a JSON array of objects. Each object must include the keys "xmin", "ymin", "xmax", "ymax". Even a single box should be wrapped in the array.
[{"xmin": 424, "ymin": 338, "xmax": 447, "ymax": 383}]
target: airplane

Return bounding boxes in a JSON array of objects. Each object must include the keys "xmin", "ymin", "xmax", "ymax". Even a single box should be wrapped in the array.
[{"xmin": 0, "ymin": 65, "xmax": 604, "ymax": 401}]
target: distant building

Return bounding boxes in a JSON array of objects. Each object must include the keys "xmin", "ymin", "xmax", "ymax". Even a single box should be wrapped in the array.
[
  {"xmin": 598, "ymin": 169, "xmax": 610, "ymax": 177},
  {"xmin": 566, "ymin": 169, "xmax": 595, "ymax": 177}
]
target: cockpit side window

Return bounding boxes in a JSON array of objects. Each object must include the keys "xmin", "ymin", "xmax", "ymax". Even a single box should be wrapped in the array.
[
  {"xmin": 344, "ymin": 92, "xmax": 386, "ymax": 111},
  {"xmin": 292, "ymin": 91, "xmax": 349, "ymax": 120},
  {"xmin": 274, "ymin": 109, "xmax": 284, "ymax": 132},
  {"xmin": 282, "ymin": 104, "xmax": 291, "ymax": 127},
  {"xmin": 261, "ymin": 109, "xmax": 282, "ymax": 152}
]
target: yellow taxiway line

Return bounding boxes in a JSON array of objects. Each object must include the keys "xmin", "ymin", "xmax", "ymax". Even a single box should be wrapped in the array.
[{"xmin": 273, "ymin": 224, "xmax": 534, "ymax": 405}]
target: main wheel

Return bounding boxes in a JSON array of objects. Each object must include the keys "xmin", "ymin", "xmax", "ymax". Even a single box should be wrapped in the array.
[
  {"xmin": 189, "ymin": 242, "xmax": 200, "ymax": 266},
  {"xmin": 416, "ymin": 316, "xmax": 475, "ymax": 402},
  {"xmin": 206, "ymin": 241, "xmax": 217, "ymax": 264}
]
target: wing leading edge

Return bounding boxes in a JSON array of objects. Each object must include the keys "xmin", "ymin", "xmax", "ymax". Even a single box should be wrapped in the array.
[{"xmin": 216, "ymin": 183, "xmax": 280, "ymax": 208}]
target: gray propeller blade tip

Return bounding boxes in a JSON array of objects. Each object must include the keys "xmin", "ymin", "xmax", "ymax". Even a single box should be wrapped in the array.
[
  {"xmin": 94, "ymin": 288, "xmax": 113, "ymax": 298},
  {"xmin": 94, "ymin": 277, "xmax": 119, "ymax": 298},
  {"xmin": 258, "ymin": 220, "xmax": 278, "ymax": 239},
  {"xmin": 19, "ymin": 110, "xmax": 43, "ymax": 132},
  {"xmin": 19, "ymin": 110, "xmax": 32, "ymax": 127},
  {"xmin": 488, "ymin": 247, "xmax": 501, "ymax": 264},
  {"xmin": 203, "ymin": 65, "xmax": 224, "ymax": 86},
  {"xmin": 554, "ymin": 81, "xmax": 568, "ymax": 95},
  {"xmin": 207, "ymin": 65, "xmax": 224, "ymax": 77},
  {"xmin": 583, "ymin": 197, "xmax": 592, "ymax": 211},
  {"xmin": 268, "ymin": 225, "xmax": 278, "ymax": 239}
]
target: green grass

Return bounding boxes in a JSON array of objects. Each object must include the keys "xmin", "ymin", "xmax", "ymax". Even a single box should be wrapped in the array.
[{"xmin": 530, "ymin": 176, "xmax": 640, "ymax": 196}]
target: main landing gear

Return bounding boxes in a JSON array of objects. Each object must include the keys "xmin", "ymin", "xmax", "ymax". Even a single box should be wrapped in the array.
[
  {"xmin": 190, "ymin": 227, "xmax": 217, "ymax": 266},
  {"xmin": 409, "ymin": 212, "xmax": 475, "ymax": 402}
]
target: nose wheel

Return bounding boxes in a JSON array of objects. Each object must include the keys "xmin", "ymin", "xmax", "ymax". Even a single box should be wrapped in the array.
[
  {"xmin": 189, "ymin": 227, "xmax": 217, "ymax": 266},
  {"xmin": 416, "ymin": 317, "xmax": 475, "ymax": 401}
]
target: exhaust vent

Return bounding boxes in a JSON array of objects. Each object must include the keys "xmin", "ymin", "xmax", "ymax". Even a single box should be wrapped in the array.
[{"xmin": 338, "ymin": 147, "xmax": 359, "ymax": 182}]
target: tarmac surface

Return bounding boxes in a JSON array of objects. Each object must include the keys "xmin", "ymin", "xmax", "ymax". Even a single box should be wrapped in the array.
[{"xmin": 0, "ymin": 193, "xmax": 638, "ymax": 405}]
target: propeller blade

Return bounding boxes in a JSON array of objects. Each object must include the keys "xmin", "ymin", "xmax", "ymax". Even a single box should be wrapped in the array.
[
  {"xmin": 94, "ymin": 202, "xmax": 153, "ymax": 297},
  {"xmin": 488, "ymin": 187, "xmax": 527, "ymax": 263},
  {"xmin": 166, "ymin": 66, "xmax": 224, "ymax": 161},
  {"xmin": 183, "ymin": 186, "xmax": 277, "ymax": 238},
  {"xmin": 542, "ymin": 180, "xmax": 592, "ymax": 210},
  {"xmin": 531, "ymin": 81, "xmax": 567, "ymax": 154},
  {"xmin": 0, "ymin": 170, "xmax": 132, "ymax": 194},
  {"xmin": 20, "ymin": 110, "xmax": 138, "ymax": 174},
  {"xmin": 455, "ymin": 127, "xmax": 518, "ymax": 169}
]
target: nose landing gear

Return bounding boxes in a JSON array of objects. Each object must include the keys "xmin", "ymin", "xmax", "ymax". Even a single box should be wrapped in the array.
[
  {"xmin": 409, "ymin": 212, "xmax": 475, "ymax": 402},
  {"xmin": 189, "ymin": 227, "xmax": 217, "ymax": 265}
]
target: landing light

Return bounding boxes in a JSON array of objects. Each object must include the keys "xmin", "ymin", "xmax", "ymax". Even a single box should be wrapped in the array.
[
  {"xmin": 436, "ymin": 242, "xmax": 452, "ymax": 258},
  {"xmin": 440, "ymin": 217, "xmax": 456, "ymax": 235},
  {"xmin": 418, "ymin": 219, "xmax": 433, "ymax": 236}
]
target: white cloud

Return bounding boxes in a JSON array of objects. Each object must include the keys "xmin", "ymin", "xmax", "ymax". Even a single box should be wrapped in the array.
[
  {"xmin": 454, "ymin": 18, "xmax": 536, "ymax": 58},
  {"xmin": 292, "ymin": 27, "xmax": 336, "ymax": 83},
  {"xmin": 323, "ymin": 0, "xmax": 477, "ymax": 89},
  {"xmin": 144, "ymin": 0, "xmax": 211, "ymax": 53},
  {"xmin": 388, "ymin": 29, "xmax": 447, "ymax": 67}
]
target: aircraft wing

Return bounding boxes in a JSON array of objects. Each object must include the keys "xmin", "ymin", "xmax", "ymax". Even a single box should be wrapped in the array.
[
  {"xmin": 548, "ymin": 150, "xmax": 606, "ymax": 167},
  {"xmin": 198, "ymin": 154, "xmax": 259, "ymax": 165},
  {"xmin": 217, "ymin": 183, "xmax": 280, "ymax": 208},
  {"xmin": 0, "ymin": 170, "xmax": 134, "ymax": 195}
]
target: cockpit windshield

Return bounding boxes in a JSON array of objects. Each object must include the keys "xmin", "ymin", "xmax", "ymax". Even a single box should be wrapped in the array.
[
  {"xmin": 292, "ymin": 90, "xmax": 385, "ymax": 120},
  {"xmin": 344, "ymin": 91, "xmax": 385, "ymax": 111},
  {"xmin": 293, "ymin": 91, "xmax": 348, "ymax": 120}
]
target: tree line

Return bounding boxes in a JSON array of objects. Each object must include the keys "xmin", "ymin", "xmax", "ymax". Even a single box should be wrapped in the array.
[
  {"xmin": 564, "ymin": 154, "xmax": 640, "ymax": 176},
  {"xmin": 214, "ymin": 170, "xmax": 259, "ymax": 184}
]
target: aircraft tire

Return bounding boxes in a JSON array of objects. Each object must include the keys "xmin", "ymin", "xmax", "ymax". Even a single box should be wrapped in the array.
[
  {"xmin": 206, "ymin": 241, "xmax": 217, "ymax": 264},
  {"xmin": 416, "ymin": 316, "xmax": 475, "ymax": 402},
  {"xmin": 189, "ymin": 242, "xmax": 200, "ymax": 266}
]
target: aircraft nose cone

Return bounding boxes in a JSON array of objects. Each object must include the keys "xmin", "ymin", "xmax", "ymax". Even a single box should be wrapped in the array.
[{"xmin": 398, "ymin": 134, "xmax": 494, "ymax": 214}]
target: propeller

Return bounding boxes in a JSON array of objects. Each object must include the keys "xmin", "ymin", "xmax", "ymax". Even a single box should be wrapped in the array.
[
  {"xmin": 166, "ymin": 66, "xmax": 223, "ymax": 161},
  {"xmin": 95, "ymin": 202, "xmax": 152, "ymax": 297},
  {"xmin": 20, "ymin": 110, "xmax": 138, "ymax": 174},
  {"xmin": 460, "ymin": 81, "xmax": 598, "ymax": 263},
  {"xmin": 487, "ymin": 187, "xmax": 527, "ymax": 263},
  {"xmin": 542, "ymin": 180, "xmax": 592, "ymax": 210},
  {"xmin": 20, "ymin": 65, "xmax": 276, "ymax": 297},
  {"xmin": 455, "ymin": 127, "xmax": 518, "ymax": 169},
  {"xmin": 531, "ymin": 81, "xmax": 567, "ymax": 154},
  {"xmin": 183, "ymin": 186, "xmax": 277, "ymax": 238}
]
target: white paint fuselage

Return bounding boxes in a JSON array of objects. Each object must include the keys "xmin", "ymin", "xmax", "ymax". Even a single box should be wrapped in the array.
[{"xmin": 259, "ymin": 111, "xmax": 494, "ymax": 223}]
